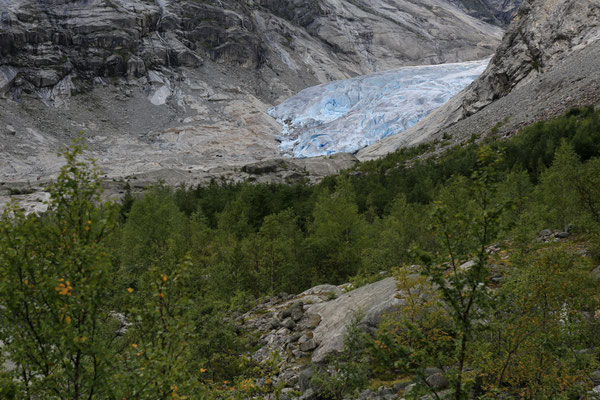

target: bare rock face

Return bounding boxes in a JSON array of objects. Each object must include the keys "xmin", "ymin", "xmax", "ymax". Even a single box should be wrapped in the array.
[
  {"xmin": 239, "ymin": 277, "xmax": 402, "ymax": 393},
  {"xmin": 358, "ymin": 0, "xmax": 600, "ymax": 159},
  {"xmin": 452, "ymin": 0, "xmax": 523, "ymax": 25},
  {"xmin": 307, "ymin": 278, "xmax": 401, "ymax": 363},
  {"xmin": 0, "ymin": 0, "xmax": 506, "ymax": 191},
  {"xmin": 0, "ymin": 0, "xmax": 504, "ymax": 95},
  {"xmin": 461, "ymin": 0, "xmax": 600, "ymax": 116}
]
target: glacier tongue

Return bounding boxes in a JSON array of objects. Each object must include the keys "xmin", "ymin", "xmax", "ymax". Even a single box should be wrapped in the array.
[{"xmin": 268, "ymin": 59, "xmax": 489, "ymax": 158}]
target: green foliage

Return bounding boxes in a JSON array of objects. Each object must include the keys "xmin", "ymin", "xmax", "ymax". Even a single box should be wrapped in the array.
[
  {"xmin": 473, "ymin": 244, "xmax": 599, "ymax": 398},
  {"xmin": 304, "ymin": 180, "xmax": 370, "ymax": 284},
  {"xmin": 3, "ymin": 106, "xmax": 600, "ymax": 398},
  {"xmin": 311, "ymin": 313, "xmax": 371, "ymax": 399},
  {"xmin": 0, "ymin": 138, "xmax": 119, "ymax": 399},
  {"xmin": 120, "ymin": 185, "xmax": 187, "ymax": 273}
]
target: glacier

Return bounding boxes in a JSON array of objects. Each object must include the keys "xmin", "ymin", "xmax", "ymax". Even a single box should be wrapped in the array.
[{"xmin": 268, "ymin": 59, "xmax": 489, "ymax": 158}]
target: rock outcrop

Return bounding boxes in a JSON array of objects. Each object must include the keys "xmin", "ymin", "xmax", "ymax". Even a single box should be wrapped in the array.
[
  {"xmin": 240, "ymin": 278, "xmax": 402, "ymax": 395},
  {"xmin": 0, "ymin": 0, "xmax": 504, "ymax": 97},
  {"xmin": 453, "ymin": 0, "xmax": 523, "ymax": 25},
  {"xmin": 358, "ymin": 0, "xmax": 600, "ymax": 159}
]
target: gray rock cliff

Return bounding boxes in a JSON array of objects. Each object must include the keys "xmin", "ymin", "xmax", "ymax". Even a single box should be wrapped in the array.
[{"xmin": 358, "ymin": 0, "xmax": 600, "ymax": 159}]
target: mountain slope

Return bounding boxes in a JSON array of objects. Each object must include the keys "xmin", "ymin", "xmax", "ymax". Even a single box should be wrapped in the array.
[
  {"xmin": 358, "ymin": 0, "xmax": 600, "ymax": 159},
  {"xmin": 0, "ymin": 0, "xmax": 504, "ymax": 184}
]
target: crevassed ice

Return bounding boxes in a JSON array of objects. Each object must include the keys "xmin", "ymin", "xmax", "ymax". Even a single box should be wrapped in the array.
[{"xmin": 268, "ymin": 59, "xmax": 489, "ymax": 158}]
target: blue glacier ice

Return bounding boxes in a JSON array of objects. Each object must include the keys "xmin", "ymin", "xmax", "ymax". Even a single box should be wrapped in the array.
[{"xmin": 268, "ymin": 59, "xmax": 489, "ymax": 158}]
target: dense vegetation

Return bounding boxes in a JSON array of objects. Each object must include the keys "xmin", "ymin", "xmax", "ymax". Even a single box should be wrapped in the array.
[{"xmin": 1, "ymin": 106, "xmax": 600, "ymax": 399}]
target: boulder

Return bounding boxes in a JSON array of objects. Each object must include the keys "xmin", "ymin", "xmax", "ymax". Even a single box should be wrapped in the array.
[
  {"xmin": 426, "ymin": 373, "xmax": 449, "ymax": 390},
  {"xmin": 282, "ymin": 318, "xmax": 296, "ymax": 330},
  {"xmin": 307, "ymin": 277, "xmax": 401, "ymax": 363},
  {"xmin": 299, "ymin": 339, "xmax": 317, "ymax": 352}
]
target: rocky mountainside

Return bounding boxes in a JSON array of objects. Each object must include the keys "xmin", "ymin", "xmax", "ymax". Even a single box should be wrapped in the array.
[
  {"xmin": 359, "ymin": 0, "xmax": 600, "ymax": 159},
  {"xmin": 453, "ymin": 0, "xmax": 523, "ymax": 25},
  {"xmin": 0, "ymin": 0, "xmax": 505, "ymax": 191}
]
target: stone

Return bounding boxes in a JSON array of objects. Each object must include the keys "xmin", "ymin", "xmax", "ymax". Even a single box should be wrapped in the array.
[
  {"xmin": 393, "ymin": 381, "xmax": 410, "ymax": 391},
  {"xmin": 280, "ymin": 387, "xmax": 296, "ymax": 400},
  {"xmin": 299, "ymin": 339, "xmax": 317, "ymax": 352},
  {"xmin": 292, "ymin": 349, "xmax": 306, "ymax": 359},
  {"xmin": 591, "ymin": 266, "xmax": 600, "ymax": 282},
  {"xmin": 298, "ymin": 388, "xmax": 316, "ymax": 400},
  {"xmin": 5, "ymin": 125, "xmax": 16, "ymax": 135},
  {"xmin": 299, "ymin": 284, "xmax": 344, "ymax": 298},
  {"xmin": 299, "ymin": 368, "xmax": 313, "ymax": 392},
  {"xmin": 459, "ymin": 260, "xmax": 476, "ymax": 272},
  {"xmin": 590, "ymin": 370, "xmax": 600, "ymax": 384},
  {"xmin": 426, "ymin": 373, "xmax": 448, "ymax": 390},
  {"xmin": 556, "ymin": 231, "xmax": 570, "ymax": 238},
  {"xmin": 290, "ymin": 304, "xmax": 304, "ymax": 322},
  {"xmin": 270, "ymin": 318, "xmax": 282, "ymax": 329},
  {"xmin": 282, "ymin": 318, "xmax": 296, "ymax": 330},
  {"xmin": 289, "ymin": 332, "xmax": 302, "ymax": 343},
  {"xmin": 308, "ymin": 277, "xmax": 401, "ymax": 363},
  {"xmin": 424, "ymin": 367, "xmax": 443, "ymax": 376}
]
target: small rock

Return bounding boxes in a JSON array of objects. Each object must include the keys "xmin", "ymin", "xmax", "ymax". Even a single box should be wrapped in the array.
[
  {"xmin": 404, "ymin": 383, "xmax": 416, "ymax": 395},
  {"xmin": 540, "ymin": 229, "xmax": 553, "ymax": 237},
  {"xmin": 289, "ymin": 332, "xmax": 302, "ymax": 342},
  {"xmin": 379, "ymin": 387, "xmax": 394, "ymax": 395},
  {"xmin": 291, "ymin": 305, "xmax": 304, "ymax": 322},
  {"xmin": 393, "ymin": 381, "xmax": 409, "ymax": 391},
  {"xmin": 280, "ymin": 387, "xmax": 296, "ymax": 400},
  {"xmin": 424, "ymin": 367, "xmax": 443, "ymax": 376},
  {"xmin": 298, "ymin": 333, "xmax": 312, "ymax": 345},
  {"xmin": 292, "ymin": 349, "xmax": 307, "ymax": 359},
  {"xmin": 298, "ymin": 388, "xmax": 316, "ymax": 400},
  {"xmin": 555, "ymin": 231, "xmax": 570, "ymax": 238},
  {"xmin": 270, "ymin": 318, "xmax": 282, "ymax": 329},
  {"xmin": 299, "ymin": 339, "xmax": 317, "ymax": 352},
  {"xmin": 590, "ymin": 370, "xmax": 600, "ymax": 384},
  {"xmin": 299, "ymin": 314, "xmax": 321, "ymax": 330},
  {"xmin": 591, "ymin": 266, "xmax": 600, "ymax": 281},
  {"xmin": 426, "ymin": 373, "xmax": 448, "ymax": 390},
  {"xmin": 564, "ymin": 224, "xmax": 574, "ymax": 232},
  {"xmin": 299, "ymin": 368, "xmax": 314, "ymax": 392},
  {"xmin": 459, "ymin": 260, "xmax": 476, "ymax": 271},
  {"xmin": 6, "ymin": 125, "xmax": 16, "ymax": 135},
  {"xmin": 282, "ymin": 318, "xmax": 296, "ymax": 330}
]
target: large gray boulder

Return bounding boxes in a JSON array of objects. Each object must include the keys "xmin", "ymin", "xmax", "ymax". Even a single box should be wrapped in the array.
[{"xmin": 307, "ymin": 277, "xmax": 401, "ymax": 363}]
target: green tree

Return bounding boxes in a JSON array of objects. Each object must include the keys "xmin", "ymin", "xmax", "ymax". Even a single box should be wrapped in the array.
[
  {"xmin": 0, "ymin": 138, "xmax": 119, "ymax": 399},
  {"xmin": 409, "ymin": 147, "xmax": 504, "ymax": 399},
  {"xmin": 120, "ymin": 185, "xmax": 187, "ymax": 276},
  {"xmin": 254, "ymin": 209, "xmax": 305, "ymax": 294},
  {"xmin": 473, "ymin": 244, "xmax": 599, "ymax": 399},
  {"xmin": 534, "ymin": 141, "xmax": 582, "ymax": 230},
  {"xmin": 304, "ymin": 181, "xmax": 369, "ymax": 284}
]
